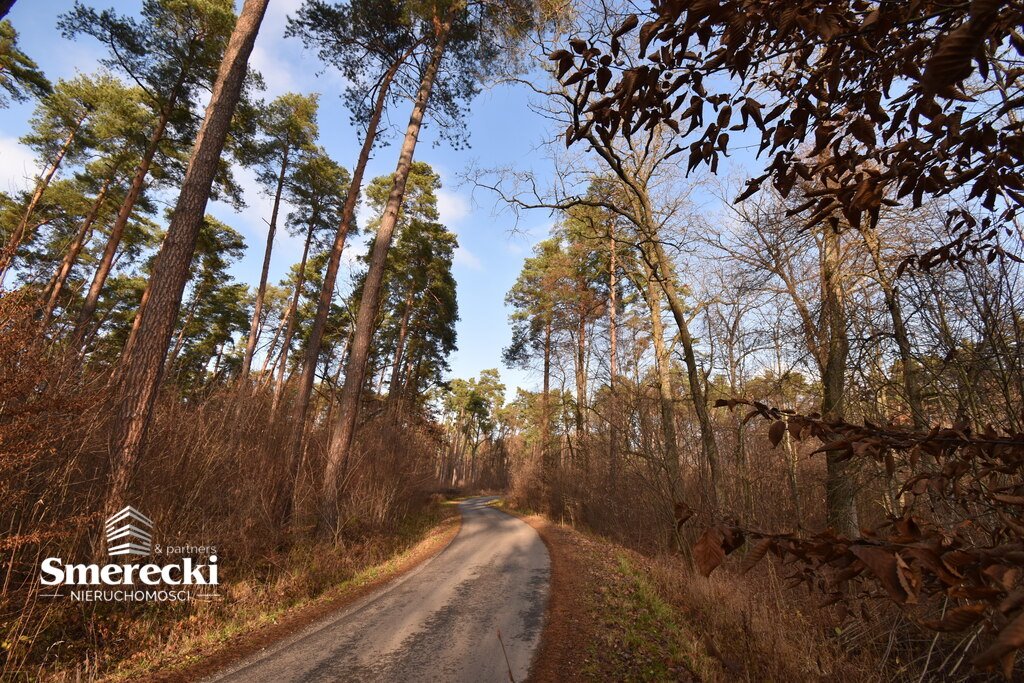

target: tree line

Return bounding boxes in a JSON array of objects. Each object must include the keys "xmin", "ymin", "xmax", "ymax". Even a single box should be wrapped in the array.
[{"xmin": 0, "ymin": 0, "xmax": 536, "ymax": 541}]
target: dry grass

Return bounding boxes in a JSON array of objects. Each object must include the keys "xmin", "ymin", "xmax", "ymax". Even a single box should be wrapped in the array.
[{"xmin": 506, "ymin": 435, "xmax": 1001, "ymax": 682}]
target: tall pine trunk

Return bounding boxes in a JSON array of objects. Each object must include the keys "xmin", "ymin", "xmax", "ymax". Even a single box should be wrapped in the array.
[
  {"xmin": 272, "ymin": 220, "xmax": 316, "ymax": 413},
  {"xmin": 387, "ymin": 288, "xmax": 414, "ymax": 402},
  {"xmin": 283, "ymin": 42, "xmax": 422, "ymax": 530},
  {"xmin": 0, "ymin": 110, "xmax": 87, "ymax": 284},
  {"xmin": 43, "ymin": 174, "xmax": 113, "ymax": 325},
  {"xmin": 318, "ymin": 23, "xmax": 451, "ymax": 532},
  {"xmin": 541, "ymin": 317, "xmax": 554, "ymax": 506},
  {"xmin": 574, "ymin": 314, "xmax": 587, "ymax": 441},
  {"xmin": 241, "ymin": 144, "xmax": 291, "ymax": 379},
  {"xmin": 104, "ymin": 0, "xmax": 268, "ymax": 517},
  {"xmin": 73, "ymin": 91, "xmax": 181, "ymax": 346}
]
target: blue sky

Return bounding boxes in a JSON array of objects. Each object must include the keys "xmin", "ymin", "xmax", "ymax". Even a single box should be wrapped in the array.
[{"xmin": 1, "ymin": 0, "xmax": 558, "ymax": 395}]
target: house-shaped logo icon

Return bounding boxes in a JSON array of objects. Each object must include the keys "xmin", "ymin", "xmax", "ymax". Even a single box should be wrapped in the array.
[{"xmin": 105, "ymin": 506, "xmax": 153, "ymax": 557}]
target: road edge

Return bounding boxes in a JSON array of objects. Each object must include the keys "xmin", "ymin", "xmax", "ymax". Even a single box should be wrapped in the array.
[
  {"xmin": 502, "ymin": 510, "xmax": 586, "ymax": 683},
  {"xmin": 142, "ymin": 508, "xmax": 463, "ymax": 683}
]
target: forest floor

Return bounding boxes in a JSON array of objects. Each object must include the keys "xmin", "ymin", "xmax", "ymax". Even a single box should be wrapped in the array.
[{"xmin": 511, "ymin": 505, "xmax": 873, "ymax": 682}]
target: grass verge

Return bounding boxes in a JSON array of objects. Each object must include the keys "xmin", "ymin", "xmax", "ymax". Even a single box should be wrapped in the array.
[{"xmin": 512, "ymin": 507, "xmax": 871, "ymax": 682}]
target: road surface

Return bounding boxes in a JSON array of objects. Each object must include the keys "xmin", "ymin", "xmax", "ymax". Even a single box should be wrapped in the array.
[{"xmin": 207, "ymin": 497, "xmax": 550, "ymax": 683}]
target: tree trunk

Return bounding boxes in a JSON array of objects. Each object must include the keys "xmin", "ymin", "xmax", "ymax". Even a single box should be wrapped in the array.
[
  {"xmin": 858, "ymin": 224, "xmax": 926, "ymax": 428},
  {"xmin": 821, "ymin": 225, "xmax": 857, "ymax": 536},
  {"xmin": 607, "ymin": 221, "xmax": 618, "ymax": 487},
  {"xmin": 43, "ymin": 175, "xmax": 112, "ymax": 325},
  {"xmin": 388, "ymin": 288, "xmax": 414, "ymax": 402},
  {"xmin": 104, "ymin": 0, "xmax": 268, "ymax": 516},
  {"xmin": 574, "ymin": 314, "xmax": 587, "ymax": 442},
  {"xmin": 0, "ymin": 111, "xmax": 87, "ymax": 284},
  {"xmin": 645, "ymin": 240, "xmax": 721, "ymax": 509},
  {"xmin": 166, "ymin": 283, "xmax": 204, "ymax": 371},
  {"xmin": 241, "ymin": 145, "xmax": 290, "ymax": 379},
  {"xmin": 272, "ymin": 220, "xmax": 315, "ymax": 413},
  {"xmin": 318, "ymin": 22, "xmax": 451, "ymax": 531},
  {"xmin": 284, "ymin": 42, "xmax": 420, "ymax": 530},
  {"xmin": 541, "ymin": 317, "xmax": 554, "ymax": 504},
  {"xmin": 73, "ymin": 97, "xmax": 178, "ymax": 346},
  {"xmin": 626, "ymin": 263, "xmax": 683, "ymax": 510},
  {"xmin": 322, "ymin": 331, "xmax": 350, "ymax": 428},
  {"xmin": 258, "ymin": 308, "xmax": 287, "ymax": 378}
]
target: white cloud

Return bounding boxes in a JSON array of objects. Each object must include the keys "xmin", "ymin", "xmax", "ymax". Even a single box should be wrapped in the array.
[
  {"xmin": 250, "ymin": 43, "xmax": 298, "ymax": 98},
  {"xmin": 454, "ymin": 245, "xmax": 482, "ymax": 270},
  {"xmin": 437, "ymin": 188, "xmax": 470, "ymax": 227},
  {"xmin": 0, "ymin": 136, "xmax": 38, "ymax": 195}
]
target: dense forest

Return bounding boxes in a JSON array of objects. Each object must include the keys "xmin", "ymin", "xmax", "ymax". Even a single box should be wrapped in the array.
[{"xmin": 1, "ymin": 0, "xmax": 1023, "ymax": 680}]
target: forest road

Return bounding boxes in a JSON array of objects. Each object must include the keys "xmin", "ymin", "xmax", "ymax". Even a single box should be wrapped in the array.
[{"xmin": 206, "ymin": 496, "xmax": 550, "ymax": 683}]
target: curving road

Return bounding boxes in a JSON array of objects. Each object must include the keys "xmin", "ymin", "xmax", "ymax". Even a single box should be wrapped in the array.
[{"xmin": 207, "ymin": 497, "xmax": 550, "ymax": 683}]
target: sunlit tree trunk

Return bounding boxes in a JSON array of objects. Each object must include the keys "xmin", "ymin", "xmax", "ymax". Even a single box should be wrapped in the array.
[
  {"xmin": 42, "ymin": 175, "xmax": 113, "ymax": 325},
  {"xmin": 858, "ymin": 224, "xmax": 926, "ymax": 428},
  {"xmin": 242, "ymin": 144, "xmax": 290, "ymax": 380},
  {"xmin": 635, "ymin": 267, "xmax": 681, "ymax": 507},
  {"xmin": 104, "ymin": 0, "xmax": 269, "ymax": 517},
  {"xmin": 643, "ymin": 239, "xmax": 721, "ymax": 509},
  {"xmin": 607, "ymin": 221, "xmax": 618, "ymax": 487},
  {"xmin": 388, "ymin": 289, "xmax": 414, "ymax": 403},
  {"xmin": 574, "ymin": 315, "xmax": 587, "ymax": 444},
  {"xmin": 73, "ymin": 80, "xmax": 184, "ymax": 347},
  {"xmin": 165, "ymin": 282, "xmax": 206, "ymax": 371},
  {"xmin": 541, "ymin": 317, "xmax": 555, "ymax": 505},
  {"xmin": 284, "ymin": 42, "xmax": 421, "ymax": 531},
  {"xmin": 319, "ymin": 21, "xmax": 451, "ymax": 532},
  {"xmin": 272, "ymin": 220, "xmax": 316, "ymax": 413},
  {"xmin": 821, "ymin": 225, "xmax": 857, "ymax": 536}
]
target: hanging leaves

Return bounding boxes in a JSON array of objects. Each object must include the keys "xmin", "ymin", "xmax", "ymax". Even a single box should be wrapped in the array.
[
  {"xmin": 683, "ymin": 398, "xmax": 1024, "ymax": 673},
  {"xmin": 551, "ymin": 0, "xmax": 1024, "ymax": 271}
]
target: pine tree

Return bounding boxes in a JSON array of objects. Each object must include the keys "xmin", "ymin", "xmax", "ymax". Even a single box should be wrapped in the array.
[
  {"xmin": 104, "ymin": 0, "xmax": 269, "ymax": 517},
  {"xmin": 319, "ymin": 0, "xmax": 535, "ymax": 530},
  {"xmin": 61, "ymin": 0, "xmax": 237, "ymax": 342},
  {"xmin": 0, "ymin": 18, "xmax": 49, "ymax": 108},
  {"xmin": 239, "ymin": 93, "xmax": 320, "ymax": 380}
]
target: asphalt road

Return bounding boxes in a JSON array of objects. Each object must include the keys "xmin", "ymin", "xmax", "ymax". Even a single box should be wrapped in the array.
[{"xmin": 207, "ymin": 497, "xmax": 550, "ymax": 683}]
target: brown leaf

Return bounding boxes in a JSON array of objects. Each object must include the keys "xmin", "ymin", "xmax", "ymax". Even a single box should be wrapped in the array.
[
  {"xmin": 740, "ymin": 538, "xmax": 773, "ymax": 574},
  {"xmin": 850, "ymin": 545, "xmax": 907, "ymax": 603},
  {"xmin": 895, "ymin": 553, "xmax": 920, "ymax": 604},
  {"xmin": 768, "ymin": 420, "xmax": 786, "ymax": 448},
  {"xmin": 921, "ymin": 604, "xmax": 987, "ymax": 632},
  {"xmin": 612, "ymin": 14, "xmax": 638, "ymax": 39},
  {"xmin": 693, "ymin": 527, "xmax": 726, "ymax": 577},
  {"xmin": 991, "ymin": 493, "xmax": 1024, "ymax": 506},
  {"xmin": 923, "ymin": 22, "xmax": 980, "ymax": 91}
]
